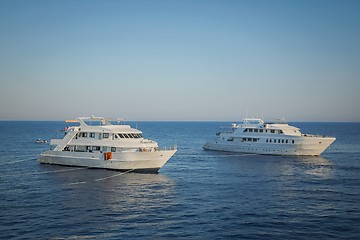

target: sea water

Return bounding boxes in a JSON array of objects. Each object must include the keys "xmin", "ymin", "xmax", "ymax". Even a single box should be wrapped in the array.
[{"xmin": 0, "ymin": 121, "xmax": 359, "ymax": 239}]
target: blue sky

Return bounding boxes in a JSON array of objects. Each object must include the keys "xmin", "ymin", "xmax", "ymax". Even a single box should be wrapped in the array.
[{"xmin": 0, "ymin": 0, "xmax": 359, "ymax": 121}]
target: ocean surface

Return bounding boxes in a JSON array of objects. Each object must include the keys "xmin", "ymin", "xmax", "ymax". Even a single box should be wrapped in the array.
[{"xmin": 1, "ymin": 121, "xmax": 360, "ymax": 239}]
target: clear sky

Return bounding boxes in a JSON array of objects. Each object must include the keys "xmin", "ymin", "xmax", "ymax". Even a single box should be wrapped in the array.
[{"xmin": 0, "ymin": 0, "xmax": 359, "ymax": 121}]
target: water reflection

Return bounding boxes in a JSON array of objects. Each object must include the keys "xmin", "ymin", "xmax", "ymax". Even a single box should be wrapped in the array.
[
  {"xmin": 205, "ymin": 151, "xmax": 334, "ymax": 180},
  {"xmin": 296, "ymin": 156, "xmax": 334, "ymax": 179},
  {"xmin": 42, "ymin": 165, "xmax": 177, "ymax": 213}
]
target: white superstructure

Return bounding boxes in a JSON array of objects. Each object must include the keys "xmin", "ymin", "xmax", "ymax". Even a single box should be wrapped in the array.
[
  {"xmin": 39, "ymin": 116, "xmax": 176, "ymax": 173},
  {"xmin": 203, "ymin": 118, "xmax": 335, "ymax": 156}
]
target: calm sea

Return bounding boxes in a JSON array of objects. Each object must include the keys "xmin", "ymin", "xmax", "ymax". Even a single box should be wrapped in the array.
[{"xmin": 1, "ymin": 121, "xmax": 359, "ymax": 239}]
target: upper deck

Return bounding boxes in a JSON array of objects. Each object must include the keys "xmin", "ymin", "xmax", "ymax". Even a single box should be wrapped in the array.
[
  {"xmin": 65, "ymin": 116, "xmax": 142, "ymax": 134},
  {"xmin": 51, "ymin": 116, "xmax": 155, "ymax": 151},
  {"xmin": 227, "ymin": 118, "xmax": 302, "ymax": 136}
]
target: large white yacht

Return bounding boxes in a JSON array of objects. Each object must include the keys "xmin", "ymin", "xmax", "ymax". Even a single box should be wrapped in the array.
[
  {"xmin": 203, "ymin": 118, "xmax": 335, "ymax": 156},
  {"xmin": 39, "ymin": 116, "xmax": 176, "ymax": 173}
]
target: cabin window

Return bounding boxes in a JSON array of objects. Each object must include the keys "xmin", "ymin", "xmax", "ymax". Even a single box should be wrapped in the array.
[
  {"xmin": 243, "ymin": 129, "xmax": 248, "ymax": 132},
  {"xmin": 249, "ymin": 129, "xmax": 253, "ymax": 132},
  {"xmin": 227, "ymin": 137, "xmax": 234, "ymax": 141},
  {"xmin": 278, "ymin": 139, "xmax": 280, "ymax": 143},
  {"xmin": 254, "ymin": 129, "xmax": 258, "ymax": 133},
  {"xmin": 279, "ymin": 130, "xmax": 284, "ymax": 134},
  {"xmin": 102, "ymin": 146, "xmax": 107, "ymax": 151},
  {"xmin": 269, "ymin": 139, "xmax": 272, "ymax": 143},
  {"xmin": 266, "ymin": 139, "xmax": 268, "ymax": 143},
  {"xmin": 81, "ymin": 132, "xmax": 88, "ymax": 138},
  {"xmin": 103, "ymin": 133, "xmax": 109, "ymax": 138},
  {"xmin": 92, "ymin": 146, "xmax": 100, "ymax": 151},
  {"xmin": 111, "ymin": 147, "xmax": 116, "ymax": 152},
  {"xmin": 124, "ymin": 134, "xmax": 129, "ymax": 138},
  {"xmin": 286, "ymin": 140, "xmax": 288, "ymax": 143},
  {"xmin": 292, "ymin": 140, "xmax": 295, "ymax": 144},
  {"xmin": 270, "ymin": 130, "xmax": 275, "ymax": 133},
  {"xmin": 259, "ymin": 129, "xmax": 263, "ymax": 133},
  {"xmin": 90, "ymin": 132, "xmax": 95, "ymax": 138},
  {"xmin": 282, "ymin": 139, "xmax": 284, "ymax": 143},
  {"xmin": 241, "ymin": 138, "xmax": 259, "ymax": 142}
]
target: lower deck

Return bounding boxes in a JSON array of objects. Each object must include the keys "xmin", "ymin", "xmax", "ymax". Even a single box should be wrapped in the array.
[
  {"xmin": 39, "ymin": 149, "xmax": 176, "ymax": 171},
  {"xmin": 203, "ymin": 136, "xmax": 335, "ymax": 156}
]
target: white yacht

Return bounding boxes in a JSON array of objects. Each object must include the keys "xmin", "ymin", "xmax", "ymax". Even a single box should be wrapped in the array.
[
  {"xmin": 39, "ymin": 116, "xmax": 177, "ymax": 173},
  {"xmin": 203, "ymin": 118, "xmax": 335, "ymax": 156}
]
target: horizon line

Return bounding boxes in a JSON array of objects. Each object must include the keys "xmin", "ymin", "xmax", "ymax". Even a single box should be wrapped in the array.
[{"xmin": 0, "ymin": 119, "xmax": 359, "ymax": 123}]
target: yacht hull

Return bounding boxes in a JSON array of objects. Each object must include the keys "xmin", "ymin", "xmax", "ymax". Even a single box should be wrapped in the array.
[
  {"xmin": 203, "ymin": 136, "xmax": 335, "ymax": 156},
  {"xmin": 39, "ymin": 149, "xmax": 176, "ymax": 173}
]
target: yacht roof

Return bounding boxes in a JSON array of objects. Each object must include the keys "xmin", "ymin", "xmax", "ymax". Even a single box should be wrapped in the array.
[
  {"xmin": 65, "ymin": 116, "xmax": 141, "ymax": 133},
  {"xmin": 238, "ymin": 118, "xmax": 300, "ymax": 132}
]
